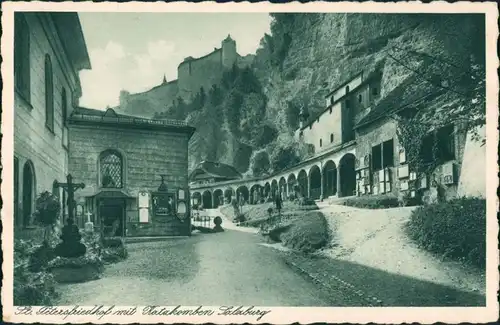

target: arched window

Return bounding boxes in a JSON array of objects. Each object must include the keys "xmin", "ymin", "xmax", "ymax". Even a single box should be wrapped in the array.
[
  {"xmin": 319, "ymin": 139, "xmax": 323, "ymax": 147},
  {"xmin": 345, "ymin": 85, "xmax": 350, "ymax": 94},
  {"xmin": 45, "ymin": 55, "xmax": 54, "ymax": 132},
  {"xmin": 14, "ymin": 13, "xmax": 30, "ymax": 102},
  {"xmin": 22, "ymin": 160, "xmax": 35, "ymax": 227},
  {"xmin": 100, "ymin": 150, "xmax": 123, "ymax": 188},
  {"xmin": 330, "ymin": 133, "xmax": 334, "ymax": 143},
  {"xmin": 358, "ymin": 94, "xmax": 363, "ymax": 103}
]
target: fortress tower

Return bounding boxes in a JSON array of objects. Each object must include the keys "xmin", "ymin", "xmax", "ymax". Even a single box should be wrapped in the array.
[{"xmin": 221, "ymin": 34, "xmax": 237, "ymax": 68}]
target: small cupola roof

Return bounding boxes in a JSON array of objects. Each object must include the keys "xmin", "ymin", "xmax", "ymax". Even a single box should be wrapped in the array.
[{"xmin": 223, "ymin": 34, "xmax": 234, "ymax": 42}]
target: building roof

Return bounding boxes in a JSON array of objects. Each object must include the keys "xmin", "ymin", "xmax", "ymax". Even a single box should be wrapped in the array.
[
  {"xmin": 69, "ymin": 107, "xmax": 196, "ymax": 138},
  {"xmin": 355, "ymin": 74, "xmax": 445, "ymax": 129},
  {"xmin": 50, "ymin": 13, "xmax": 91, "ymax": 71},
  {"xmin": 189, "ymin": 161, "xmax": 242, "ymax": 182}
]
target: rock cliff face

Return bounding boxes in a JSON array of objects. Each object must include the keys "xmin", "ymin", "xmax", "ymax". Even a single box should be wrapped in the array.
[
  {"xmin": 260, "ymin": 13, "xmax": 482, "ymax": 132},
  {"xmin": 118, "ymin": 13, "xmax": 484, "ymax": 175}
]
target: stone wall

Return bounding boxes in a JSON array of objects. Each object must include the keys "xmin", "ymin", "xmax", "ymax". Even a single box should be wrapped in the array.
[
  {"xmin": 117, "ymin": 38, "xmax": 244, "ymax": 119},
  {"xmin": 178, "ymin": 49, "xmax": 224, "ymax": 101},
  {"xmin": 14, "ymin": 13, "xmax": 82, "ymax": 229},
  {"xmin": 354, "ymin": 116, "xmax": 469, "ymax": 201},
  {"xmin": 69, "ymin": 124, "xmax": 191, "ymax": 236}
]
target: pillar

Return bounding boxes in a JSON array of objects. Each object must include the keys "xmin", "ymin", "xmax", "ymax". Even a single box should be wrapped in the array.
[
  {"xmin": 307, "ymin": 175, "xmax": 311, "ymax": 198},
  {"xmin": 336, "ymin": 168, "xmax": 341, "ymax": 198},
  {"xmin": 211, "ymin": 191, "xmax": 215, "ymax": 208},
  {"xmin": 320, "ymin": 170, "xmax": 324, "ymax": 200}
]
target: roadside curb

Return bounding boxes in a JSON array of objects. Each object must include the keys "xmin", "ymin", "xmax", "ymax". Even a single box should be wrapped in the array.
[
  {"xmin": 125, "ymin": 236, "xmax": 190, "ymax": 244},
  {"xmin": 283, "ymin": 256, "xmax": 384, "ymax": 307}
]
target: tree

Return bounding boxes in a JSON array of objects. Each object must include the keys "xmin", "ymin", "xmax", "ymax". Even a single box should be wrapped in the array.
[
  {"xmin": 386, "ymin": 22, "xmax": 485, "ymax": 175},
  {"xmin": 251, "ymin": 151, "xmax": 271, "ymax": 177}
]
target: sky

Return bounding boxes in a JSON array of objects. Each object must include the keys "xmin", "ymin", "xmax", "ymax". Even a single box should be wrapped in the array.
[{"xmin": 78, "ymin": 13, "xmax": 272, "ymax": 109}]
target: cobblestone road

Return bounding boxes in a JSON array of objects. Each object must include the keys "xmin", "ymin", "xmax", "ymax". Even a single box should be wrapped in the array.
[{"xmin": 57, "ymin": 230, "xmax": 344, "ymax": 306}]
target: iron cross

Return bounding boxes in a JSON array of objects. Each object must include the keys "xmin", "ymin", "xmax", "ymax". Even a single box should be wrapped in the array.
[{"xmin": 54, "ymin": 174, "xmax": 85, "ymax": 222}]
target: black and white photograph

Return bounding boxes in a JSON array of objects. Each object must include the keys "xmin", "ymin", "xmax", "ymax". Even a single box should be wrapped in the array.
[{"xmin": 1, "ymin": 1, "xmax": 498, "ymax": 323}]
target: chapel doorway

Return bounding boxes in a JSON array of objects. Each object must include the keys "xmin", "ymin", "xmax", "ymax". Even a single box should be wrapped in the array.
[{"xmin": 99, "ymin": 199, "xmax": 126, "ymax": 237}]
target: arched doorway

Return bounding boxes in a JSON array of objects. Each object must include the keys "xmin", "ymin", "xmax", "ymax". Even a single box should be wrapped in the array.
[
  {"xmin": 297, "ymin": 169, "xmax": 308, "ymax": 198},
  {"xmin": 236, "ymin": 186, "xmax": 249, "ymax": 203},
  {"xmin": 213, "ymin": 189, "xmax": 223, "ymax": 208},
  {"xmin": 192, "ymin": 192, "xmax": 202, "ymax": 208},
  {"xmin": 309, "ymin": 165, "xmax": 322, "ymax": 200},
  {"xmin": 271, "ymin": 180, "xmax": 278, "ymax": 199},
  {"xmin": 224, "ymin": 188, "xmax": 234, "ymax": 204},
  {"xmin": 264, "ymin": 182, "xmax": 271, "ymax": 199},
  {"xmin": 278, "ymin": 177, "xmax": 287, "ymax": 199},
  {"xmin": 250, "ymin": 184, "xmax": 261, "ymax": 204},
  {"xmin": 322, "ymin": 160, "xmax": 337, "ymax": 197},
  {"xmin": 339, "ymin": 153, "xmax": 356, "ymax": 197},
  {"xmin": 22, "ymin": 161, "xmax": 35, "ymax": 227},
  {"xmin": 287, "ymin": 174, "xmax": 296, "ymax": 196},
  {"xmin": 202, "ymin": 191, "xmax": 212, "ymax": 209}
]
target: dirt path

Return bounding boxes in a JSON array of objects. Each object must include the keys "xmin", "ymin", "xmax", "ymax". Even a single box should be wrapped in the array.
[{"xmin": 317, "ymin": 203, "xmax": 486, "ymax": 295}]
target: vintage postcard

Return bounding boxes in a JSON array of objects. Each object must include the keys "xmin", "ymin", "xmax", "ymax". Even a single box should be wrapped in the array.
[{"xmin": 1, "ymin": 1, "xmax": 499, "ymax": 324}]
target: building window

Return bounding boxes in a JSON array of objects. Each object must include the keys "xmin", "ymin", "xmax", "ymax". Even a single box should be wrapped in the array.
[
  {"xmin": 45, "ymin": 55, "xmax": 54, "ymax": 132},
  {"xmin": 61, "ymin": 88, "xmax": 67, "ymax": 125},
  {"xmin": 14, "ymin": 14, "xmax": 31, "ymax": 102},
  {"xmin": 100, "ymin": 150, "xmax": 123, "ymax": 188},
  {"xmin": 345, "ymin": 86, "xmax": 350, "ymax": 93},
  {"xmin": 329, "ymin": 107, "xmax": 332, "ymax": 114},
  {"xmin": 320, "ymin": 139, "xmax": 323, "ymax": 147},
  {"xmin": 420, "ymin": 125, "xmax": 455, "ymax": 163},
  {"xmin": 330, "ymin": 97, "xmax": 334, "ymax": 106},
  {"xmin": 358, "ymin": 94, "xmax": 362, "ymax": 103},
  {"xmin": 22, "ymin": 160, "xmax": 35, "ymax": 228},
  {"xmin": 371, "ymin": 139, "xmax": 394, "ymax": 171},
  {"xmin": 309, "ymin": 125, "xmax": 312, "ymax": 130},
  {"xmin": 330, "ymin": 133, "xmax": 334, "ymax": 143},
  {"xmin": 372, "ymin": 87, "xmax": 379, "ymax": 96}
]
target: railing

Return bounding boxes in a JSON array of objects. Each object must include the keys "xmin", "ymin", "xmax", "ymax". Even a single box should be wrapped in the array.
[
  {"xmin": 70, "ymin": 113, "xmax": 188, "ymax": 127},
  {"xmin": 191, "ymin": 209, "xmax": 213, "ymax": 229}
]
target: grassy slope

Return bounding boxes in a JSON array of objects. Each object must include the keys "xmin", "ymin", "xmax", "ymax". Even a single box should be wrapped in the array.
[{"xmin": 220, "ymin": 201, "xmax": 330, "ymax": 253}]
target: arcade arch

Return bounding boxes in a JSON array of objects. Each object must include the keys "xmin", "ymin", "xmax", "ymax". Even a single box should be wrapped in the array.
[
  {"xmin": 339, "ymin": 153, "xmax": 356, "ymax": 197},
  {"xmin": 308, "ymin": 165, "xmax": 322, "ymax": 200},
  {"xmin": 322, "ymin": 160, "xmax": 337, "ymax": 197},
  {"xmin": 202, "ymin": 190, "xmax": 212, "ymax": 209}
]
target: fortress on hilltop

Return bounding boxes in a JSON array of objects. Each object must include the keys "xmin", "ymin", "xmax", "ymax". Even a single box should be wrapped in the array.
[{"xmin": 116, "ymin": 35, "xmax": 254, "ymax": 118}]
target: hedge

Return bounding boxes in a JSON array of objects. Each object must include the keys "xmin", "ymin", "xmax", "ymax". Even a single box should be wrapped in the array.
[
  {"xmin": 405, "ymin": 197, "xmax": 486, "ymax": 268},
  {"xmin": 342, "ymin": 194, "xmax": 401, "ymax": 209}
]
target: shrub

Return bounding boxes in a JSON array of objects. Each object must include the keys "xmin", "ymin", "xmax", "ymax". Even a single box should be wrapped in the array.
[
  {"xmin": 298, "ymin": 197, "xmax": 315, "ymax": 206},
  {"xmin": 280, "ymin": 211, "xmax": 330, "ymax": 253},
  {"xmin": 405, "ymin": 197, "xmax": 486, "ymax": 268},
  {"xmin": 342, "ymin": 195, "xmax": 400, "ymax": 209},
  {"xmin": 14, "ymin": 239, "xmax": 59, "ymax": 306},
  {"xmin": 33, "ymin": 191, "xmax": 60, "ymax": 244}
]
